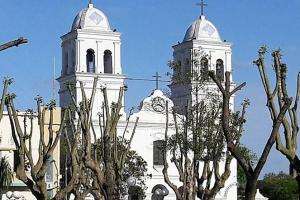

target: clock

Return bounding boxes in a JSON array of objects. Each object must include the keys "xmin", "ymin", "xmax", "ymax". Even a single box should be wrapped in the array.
[
  {"xmin": 89, "ymin": 12, "xmax": 103, "ymax": 25},
  {"xmin": 151, "ymin": 97, "xmax": 166, "ymax": 113}
]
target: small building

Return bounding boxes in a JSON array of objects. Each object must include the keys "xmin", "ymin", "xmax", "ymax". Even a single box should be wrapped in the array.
[{"xmin": 0, "ymin": 108, "xmax": 61, "ymax": 200}]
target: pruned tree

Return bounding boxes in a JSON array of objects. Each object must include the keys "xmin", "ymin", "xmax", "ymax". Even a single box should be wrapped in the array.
[
  {"xmin": 0, "ymin": 157, "xmax": 14, "ymax": 200},
  {"xmin": 0, "ymin": 38, "xmax": 27, "ymax": 200},
  {"xmin": 61, "ymin": 77, "xmax": 142, "ymax": 199},
  {"xmin": 162, "ymin": 50, "xmax": 239, "ymax": 200},
  {"xmin": 0, "ymin": 78, "xmax": 13, "ymax": 122},
  {"xmin": 4, "ymin": 76, "xmax": 145, "ymax": 200},
  {"xmin": 209, "ymin": 62, "xmax": 292, "ymax": 199},
  {"xmin": 162, "ymin": 94, "xmax": 243, "ymax": 200},
  {"xmin": 253, "ymin": 47, "xmax": 300, "ymax": 197},
  {"xmin": 5, "ymin": 93, "xmax": 68, "ymax": 200}
]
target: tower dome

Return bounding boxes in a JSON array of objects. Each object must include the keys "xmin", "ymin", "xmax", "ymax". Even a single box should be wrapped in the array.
[
  {"xmin": 183, "ymin": 15, "xmax": 221, "ymax": 42},
  {"xmin": 71, "ymin": 3, "xmax": 111, "ymax": 31}
]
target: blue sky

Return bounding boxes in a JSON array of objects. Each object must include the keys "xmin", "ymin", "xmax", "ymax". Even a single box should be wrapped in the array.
[{"xmin": 0, "ymin": 0, "xmax": 299, "ymax": 176}]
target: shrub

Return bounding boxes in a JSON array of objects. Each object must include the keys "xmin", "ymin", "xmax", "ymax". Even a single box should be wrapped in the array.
[{"xmin": 260, "ymin": 172, "xmax": 298, "ymax": 200}]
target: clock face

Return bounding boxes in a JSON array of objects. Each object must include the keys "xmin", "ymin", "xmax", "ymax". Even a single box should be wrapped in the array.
[
  {"xmin": 89, "ymin": 12, "xmax": 103, "ymax": 25},
  {"xmin": 151, "ymin": 97, "xmax": 166, "ymax": 113},
  {"xmin": 202, "ymin": 24, "xmax": 215, "ymax": 36}
]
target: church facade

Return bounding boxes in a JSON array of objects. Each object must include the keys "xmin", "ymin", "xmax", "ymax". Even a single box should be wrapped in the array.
[
  {"xmin": 56, "ymin": 2, "xmax": 238, "ymax": 200},
  {"xmin": 0, "ymin": 2, "xmax": 273, "ymax": 200}
]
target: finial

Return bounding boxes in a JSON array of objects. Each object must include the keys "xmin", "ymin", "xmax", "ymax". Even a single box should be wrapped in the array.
[
  {"xmin": 196, "ymin": 0, "xmax": 207, "ymax": 17},
  {"xmin": 88, "ymin": 0, "xmax": 93, "ymax": 8}
]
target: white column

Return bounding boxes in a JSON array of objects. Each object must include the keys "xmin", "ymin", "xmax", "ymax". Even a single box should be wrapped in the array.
[
  {"xmin": 225, "ymin": 51, "xmax": 232, "ymax": 81},
  {"xmin": 96, "ymin": 41, "xmax": 102, "ymax": 73},
  {"xmin": 76, "ymin": 39, "xmax": 81, "ymax": 72},
  {"xmin": 225, "ymin": 51, "xmax": 232, "ymax": 71},
  {"xmin": 113, "ymin": 42, "xmax": 116, "ymax": 74},
  {"xmin": 99, "ymin": 49, "xmax": 104, "ymax": 74},
  {"xmin": 117, "ymin": 42, "xmax": 122, "ymax": 74}
]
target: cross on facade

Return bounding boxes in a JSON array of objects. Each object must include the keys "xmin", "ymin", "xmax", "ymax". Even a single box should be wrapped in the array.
[
  {"xmin": 196, "ymin": 0, "xmax": 208, "ymax": 16},
  {"xmin": 153, "ymin": 72, "xmax": 161, "ymax": 90}
]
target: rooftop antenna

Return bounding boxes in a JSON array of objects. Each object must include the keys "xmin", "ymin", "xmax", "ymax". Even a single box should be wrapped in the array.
[{"xmin": 52, "ymin": 57, "xmax": 56, "ymax": 101}]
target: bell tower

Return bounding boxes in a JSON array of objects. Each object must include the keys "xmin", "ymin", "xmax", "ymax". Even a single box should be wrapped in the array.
[
  {"xmin": 169, "ymin": 9, "xmax": 238, "ymax": 199},
  {"xmin": 170, "ymin": 13, "xmax": 233, "ymax": 112},
  {"xmin": 58, "ymin": 2, "xmax": 125, "ymax": 117}
]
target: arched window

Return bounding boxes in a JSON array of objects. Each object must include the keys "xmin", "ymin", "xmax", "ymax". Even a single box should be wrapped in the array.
[
  {"xmin": 153, "ymin": 140, "xmax": 165, "ymax": 166},
  {"xmin": 86, "ymin": 49, "xmax": 95, "ymax": 73},
  {"xmin": 200, "ymin": 57, "xmax": 209, "ymax": 81},
  {"xmin": 104, "ymin": 50, "xmax": 113, "ymax": 74},
  {"xmin": 216, "ymin": 59, "xmax": 224, "ymax": 81}
]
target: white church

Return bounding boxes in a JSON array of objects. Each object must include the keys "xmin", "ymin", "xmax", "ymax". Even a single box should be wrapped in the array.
[{"xmin": 0, "ymin": 1, "xmax": 268, "ymax": 200}]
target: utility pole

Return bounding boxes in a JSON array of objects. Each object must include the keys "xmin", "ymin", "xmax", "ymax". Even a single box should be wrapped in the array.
[{"xmin": 52, "ymin": 57, "xmax": 56, "ymax": 100}]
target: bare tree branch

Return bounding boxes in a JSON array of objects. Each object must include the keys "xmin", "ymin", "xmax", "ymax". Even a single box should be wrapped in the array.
[{"xmin": 0, "ymin": 37, "xmax": 28, "ymax": 52}]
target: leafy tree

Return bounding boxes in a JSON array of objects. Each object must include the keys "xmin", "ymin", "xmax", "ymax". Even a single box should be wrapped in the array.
[
  {"xmin": 0, "ymin": 157, "xmax": 13, "ymax": 200},
  {"xmin": 260, "ymin": 172, "xmax": 298, "ymax": 200}
]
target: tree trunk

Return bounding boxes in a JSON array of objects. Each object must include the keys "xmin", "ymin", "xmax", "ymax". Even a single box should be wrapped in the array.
[
  {"xmin": 244, "ymin": 178, "xmax": 257, "ymax": 200},
  {"xmin": 290, "ymin": 163, "xmax": 297, "ymax": 178},
  {"xmin": 104, "ymin": 161, "xmax": 120, "ymax": 200},
  {"xmin": 203, "ymin": 191, "xmax": 218, "ymax": 200},
  {"xmin": 203, "ymin": 195, "xmax": 215, "ymax": 200}
]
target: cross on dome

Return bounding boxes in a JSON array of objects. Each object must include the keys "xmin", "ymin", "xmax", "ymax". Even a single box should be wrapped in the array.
[
  {"xmin": 89, "ymin": 0, "xmax": 93, "ymax": 4},
  {"xmin": 183, "ymin": 1, "xmax": 221, "ymax": 42},
  {"xmin": 153, "ymin": 72, "xmax": 161, "ymax": 90},
  {"xmin": 196, "ymin": 0, "xmax": 207, "ymax": 16}
]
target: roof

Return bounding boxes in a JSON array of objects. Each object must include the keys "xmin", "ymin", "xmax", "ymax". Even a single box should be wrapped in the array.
[
  {"xmin": 183, "ymin": 15, "xmax": 221, "ymax": 42},
  {"xmin": 71, "ymin": 3, "xmax": 111, "ymax": 32}
]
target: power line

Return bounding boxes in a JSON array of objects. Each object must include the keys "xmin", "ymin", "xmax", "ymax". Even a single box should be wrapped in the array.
[{"xmin": 125, "ymin": 77, "xmax": 171, "ymax": 83}]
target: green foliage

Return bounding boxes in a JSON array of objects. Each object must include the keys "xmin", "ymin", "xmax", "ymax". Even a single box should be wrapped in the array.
[
  {"xmin": 128, "ymin": 185, "xmax": 145, "ymax": 200},
  {"xmin": 166, "ymin": 97, "xmax": 226, "ymax": 163},
  {"xmin": 0, "ymin": 156, "xmax": 13, "ymax": 190},
  {"xmin": 260, "ymin": 172, "xmax": 298, "ymax": 200},
  {"xmin": 121, "ymin": 149, "xmax": 147, "ymax": 199},
  {"xmin": 93, "ymin": 137, "xmax": 148, "ymax": 199},
  {"xmin": 236, "ymin": 145, "xmax": 257, "ymax": 199}
]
